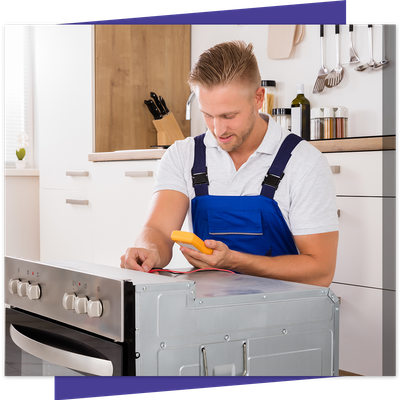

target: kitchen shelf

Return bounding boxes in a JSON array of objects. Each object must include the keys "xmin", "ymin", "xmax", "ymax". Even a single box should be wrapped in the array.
[
  {"xmin": 309, "ymin": 135, "xmax": 396, "ymax": 153},
  {"xmin": 89, "ymin": 135, "xmax": 396, "ymax": 162}
]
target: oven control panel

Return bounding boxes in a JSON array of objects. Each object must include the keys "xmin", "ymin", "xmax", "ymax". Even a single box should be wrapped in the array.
[{"xmin": 4, "ymin": 257, "xmax": 128, "ymax": 342}]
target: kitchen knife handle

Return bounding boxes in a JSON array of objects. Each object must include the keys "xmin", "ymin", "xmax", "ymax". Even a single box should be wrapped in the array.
[
  {"xmin": 150, "ymin": 92, "xmax": 166, "ymax": 114},
  {"xmin": 159, "ymin": 96, "xmax": 169, "ymax": 114}
]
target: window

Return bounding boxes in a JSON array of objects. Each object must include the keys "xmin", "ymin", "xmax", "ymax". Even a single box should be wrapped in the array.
[{"xmin": 4, "ymin": 25, "xmax": 34, "ymax": 168}]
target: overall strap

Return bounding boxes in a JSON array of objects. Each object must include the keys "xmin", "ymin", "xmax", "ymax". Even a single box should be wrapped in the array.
[
  {"xmin": 261, "ymin": 133, "xmax": 304, "ymax": 199},
  {"xmin": 191, "ymin": 133, "xmax": 209, "ymax": 197}
]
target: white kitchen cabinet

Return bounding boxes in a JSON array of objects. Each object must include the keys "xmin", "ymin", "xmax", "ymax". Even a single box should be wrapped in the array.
[
  {"xmin": 40, "ymin": 189, "xmax": 93, "ymax": 262},
  {"xmin": 91, "ymin": 160, "xmax": 159, "ymax": 267},
  {"xmin": 324, "ymin": 149, "xmax": 395, "ymax": 376}
]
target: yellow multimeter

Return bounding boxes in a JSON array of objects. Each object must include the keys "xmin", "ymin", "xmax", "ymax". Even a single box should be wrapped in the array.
[{"xmin": 171, "ymin": 231, "xmax": 213, "ymax": 255}]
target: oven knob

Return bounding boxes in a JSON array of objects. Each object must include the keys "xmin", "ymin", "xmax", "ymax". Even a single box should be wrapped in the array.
[
  {"xmin": 8, "ymin": 279, "xmax": 20, "ymax": 295},
  {"xmin": 87, "ymin": 299, "xmax": 103, "ymax": 318},
  {"xmin": 62, "ymin": 292, "xmax": 76, "ymax": 310},
  {"xmin": 17, "ymin": 280, "xmax": 30, "ymax": 297},
  {"xmin": 28, "ymin": 283, "xmax": 41, "ymax": 300},
  {"xmin": 74, "ymin": 295, "xmax": 88, "ymax": 314}
]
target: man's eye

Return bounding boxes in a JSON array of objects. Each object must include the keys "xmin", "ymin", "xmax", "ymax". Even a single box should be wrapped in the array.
[{"xmin": 224, "ymin": 115, "xmax": 235, "ymax": 119}]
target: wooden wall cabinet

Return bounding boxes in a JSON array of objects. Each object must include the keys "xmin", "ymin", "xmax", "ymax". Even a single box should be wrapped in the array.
[{"xmin": 95, "ymin": 25, "xmax": 191, "ymax": 152}]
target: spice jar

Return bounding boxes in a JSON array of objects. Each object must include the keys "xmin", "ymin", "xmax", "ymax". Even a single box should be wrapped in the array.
[
  {"xmin": 323, "ymin": 107, "xmax": 335, "ymax": 139},
  {"xmin": 279, "ymin": 108, "xmax": 291, "ymax": 131},
  {"xmin": 335, "ymin": 106, "xmax": 348, "ymax": 138},
  {"xmin": 311, "ymin": 107, "xmax": 323, "ymax": 140},
  {"xmin": 272, "ymin": 108, "xmax": 279, "ymax": 124},
  {"xmin": 261, "ymin": 80, "xmax": 276, "ymax": 115}
]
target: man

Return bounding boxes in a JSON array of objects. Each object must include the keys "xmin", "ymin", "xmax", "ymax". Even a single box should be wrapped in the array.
[{"xmin": 121, "ymin": 40, "xmax": 338, "ymax": 287}]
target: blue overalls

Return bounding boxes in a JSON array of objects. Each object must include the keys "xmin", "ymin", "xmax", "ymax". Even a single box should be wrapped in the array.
[{"xmin": 191, "ymin": 133, "xmax": 303, "ymax": 257}]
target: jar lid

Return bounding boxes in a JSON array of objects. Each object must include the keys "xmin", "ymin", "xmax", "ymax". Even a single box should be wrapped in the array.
[
  {"xmin": 335, "ymin": 106, "xmax": 348, "ymax": 118},
  {"xmin": 279, "ymin": 108, "xmax": 291, "ymax": 115},
  {"xmin": 323, "ymin": 107, "xmax": 334, "ymax": 118},
  {"xmin": 261, "ymin": 80, "xmax": 276, "ymax": 87},
  {"xmin": 311, "ymin": 107, "xmax": 324, "ymax": 119},
  {"xmin": 272, "ymin": 108, "xmax": 279, "ymax": 115}
]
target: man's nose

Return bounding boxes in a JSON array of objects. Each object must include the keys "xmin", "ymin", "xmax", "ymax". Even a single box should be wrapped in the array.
[{"xmin": 213, "ymin": 118, "xmax": 227, "ymax": 136}]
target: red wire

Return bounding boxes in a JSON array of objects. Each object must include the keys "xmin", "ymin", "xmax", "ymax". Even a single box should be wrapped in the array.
[{"xmin": 149, "ymin": 267, "xmax": 234, "ymax": 274}]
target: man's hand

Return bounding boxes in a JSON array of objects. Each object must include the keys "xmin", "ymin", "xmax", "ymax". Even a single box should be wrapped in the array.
[
  {"xmin": 120, "ymin": 247, "xmax": 161, "ymax": 272},
  {"xmin": 179, "ymin": 239, "xmax": 234, "ymax": 270}
]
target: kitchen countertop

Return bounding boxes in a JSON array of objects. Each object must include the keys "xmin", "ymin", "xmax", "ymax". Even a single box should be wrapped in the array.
[{"xmin": 88, "ymin": 135, "xmax": 396, "ymax": 162}]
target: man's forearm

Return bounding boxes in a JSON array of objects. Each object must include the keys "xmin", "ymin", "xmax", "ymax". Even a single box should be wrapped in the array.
[{"xmin": 228, "ymin": 251, "xmax": 335, "ymax": 287}]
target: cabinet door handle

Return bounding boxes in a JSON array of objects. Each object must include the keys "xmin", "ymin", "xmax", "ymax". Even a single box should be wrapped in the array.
[
  {"xmin": 330, "ymin": 166, "xmax": 340, "ymax": 174},
  {"xmin": 125, "ymin": 171, "xmax": 153, "ymax": 177},
  {"xmin": 66, "ymin": 199, "xmax": 89, "ymax": 206},
  {"xmin": 66, "ymin": 171, "xmax": 89, "ymax": 177},
  {"xmin": 337, "ymin": 209, "xmax": 340, "ymax": 217}
]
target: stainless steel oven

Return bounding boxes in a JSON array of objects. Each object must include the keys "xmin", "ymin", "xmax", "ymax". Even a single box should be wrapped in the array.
[
  {"xmin": 4, "ymin": 256, "xmax": 138, "ymax": 376},
  {"xmin": 5, "ymin": 256, "xmax": 340, "ymax": 377}
]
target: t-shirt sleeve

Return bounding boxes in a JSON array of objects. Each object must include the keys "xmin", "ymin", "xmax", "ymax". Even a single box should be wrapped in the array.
[
  {"xmin": 153, "ymin": 138, "xmax": 192, "ymax": 198},
  {"xmin": 289, "ymin": 153, "xmax": 339, "ymax": 236}
]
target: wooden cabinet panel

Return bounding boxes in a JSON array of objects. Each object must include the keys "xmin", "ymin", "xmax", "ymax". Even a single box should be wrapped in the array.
[{"xmin": 95, "ymin": 25, "xmax": 191, "ymax": 152}]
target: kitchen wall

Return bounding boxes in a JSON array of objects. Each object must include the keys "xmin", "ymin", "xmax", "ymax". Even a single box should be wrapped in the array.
[{"xmin": 190, "ymin": 24, "xmax": 388, "ymax": 139}]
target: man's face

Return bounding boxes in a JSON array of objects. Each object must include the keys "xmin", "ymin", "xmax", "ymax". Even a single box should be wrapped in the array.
[{"xmin": 195, "ymin": 82, "xmax": 264, "ymax": 153}]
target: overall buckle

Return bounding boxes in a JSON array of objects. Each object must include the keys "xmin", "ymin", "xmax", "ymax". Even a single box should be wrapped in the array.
[
  {"xmin": 262, "ymin": 172, "xmax": 285, "ymax": 190},
  {"xmin": 192, "ymin": 169, "xmax": 209, "ymax": 186}
]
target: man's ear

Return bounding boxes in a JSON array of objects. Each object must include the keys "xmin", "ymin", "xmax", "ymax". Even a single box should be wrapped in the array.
[{"xmin": 254, "ymin": 87, "xmax": 265, "ymax": 110}]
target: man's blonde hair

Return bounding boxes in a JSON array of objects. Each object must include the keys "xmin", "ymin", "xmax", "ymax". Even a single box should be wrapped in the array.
[{"xmin": 188, "ymin": 40, "xmax": 261, "ymax": 92}]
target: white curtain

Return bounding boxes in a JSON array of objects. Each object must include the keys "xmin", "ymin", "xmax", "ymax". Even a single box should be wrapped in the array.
[{"xmin": 4, "ymin": 25, "xmax": 34, "ymax": 168}]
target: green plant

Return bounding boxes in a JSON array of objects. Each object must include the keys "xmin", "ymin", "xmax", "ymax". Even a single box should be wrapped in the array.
[
  {"xmin": 16, "ymin": 132, "xmax": 28, "ymax": 161},
  {"xmin": 16, "ymin": 148, "xmax": 26, "ymax": 160}
]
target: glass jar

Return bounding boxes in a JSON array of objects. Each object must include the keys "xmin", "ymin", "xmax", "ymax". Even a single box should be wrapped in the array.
[
  {"xmin": 279, "ymin": 108, "xmax": 291, "ymax": 131},
  {"xmin": 261, "ymin": 80, "xmax": 276, "ymax": 115},
  {"xmin": 335, "ymin": 106, "xmax": 348, "ymax": 138},
  {"xmin": 323, "ymin": 107, "xmax": 335, "ymax": 139},
  {"xmin": 310, "ymin": 107, "xmax": 323, "ymax": 140},
  {"xmin": 272, "ymin": 108, "xmax": 279, "ymax": 124}
]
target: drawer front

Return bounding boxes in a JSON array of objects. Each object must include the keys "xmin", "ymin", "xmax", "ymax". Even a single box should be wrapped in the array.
[
  {"xmin": 40, "ymin": 164, "xmax": 93, "ymax": 191},
  {"xmin": 324, "ymin": 151, "xmax": 395, "ymax": 197},
  {"xmin": 40, "ymin": 189, "xmax": 93, "ymax": 262}
]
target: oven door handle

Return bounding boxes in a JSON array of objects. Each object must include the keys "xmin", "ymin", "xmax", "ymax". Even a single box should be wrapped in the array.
[{"xmin": 10, "ymin": 324, "xmax": 113, "ymax": 376}]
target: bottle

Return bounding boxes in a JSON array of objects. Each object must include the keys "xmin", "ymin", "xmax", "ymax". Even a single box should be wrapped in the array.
[
  {"xmin": 323, "ymin": 107, "xmax": 335, "ymax": 139},
  {"xmin": 335, "ymin": 106, "xmax": 348, "ymax": 138},
  {"xmin": 291, "ymin": 84, "xmax": 310, "ymax": 140},
  {"xmin": 310, "ymin": 107, "xmax": 323, "ymax": 140},
  {"xmin": 261, "ymin": 80, "xmax": 276, "ymax": 115}
]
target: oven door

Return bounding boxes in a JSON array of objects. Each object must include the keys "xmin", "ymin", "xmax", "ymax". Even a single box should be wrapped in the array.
[{"xmin": 5, "ymin": 307, "xmax": 124, "ymax": 376}]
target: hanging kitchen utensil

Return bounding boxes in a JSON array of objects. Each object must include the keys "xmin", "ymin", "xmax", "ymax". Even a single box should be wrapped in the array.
[
  {"xmin": 313, "ymin": 25, "xmax": 328, "ymax": 94},
  {"xmin": 348, "ymin": 25, "xmax": 360, "ymax": 64},
  {"xmin": 325, "ymin": 25, "xmax": 344, "ymax": 88},
  {"xmin": 374, "ymin": 24, "xmax": 389, "ymax": 69},
  {"xmin": 355, "ymin": 25, "xmax": 377, "ymax": 71},
  {"xmin": 267, "ymin": 25, "xmax": 296, "ymax": 59}
]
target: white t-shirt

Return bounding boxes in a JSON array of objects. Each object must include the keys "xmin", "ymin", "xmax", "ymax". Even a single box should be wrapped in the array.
[{"xmin": 154, "ymin": 114, "xmax": 338, "ymax": 236}]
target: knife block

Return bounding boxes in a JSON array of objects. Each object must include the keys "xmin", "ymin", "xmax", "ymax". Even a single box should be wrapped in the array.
[{"xmin": 152, "ymin": 113, "xmax": 186, "ymax": 146}]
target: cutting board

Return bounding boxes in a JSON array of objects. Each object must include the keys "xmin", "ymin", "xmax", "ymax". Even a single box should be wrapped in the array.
[{"xmin": 268, "ymin": 25, "xmax": 304, "ymax": 59}]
